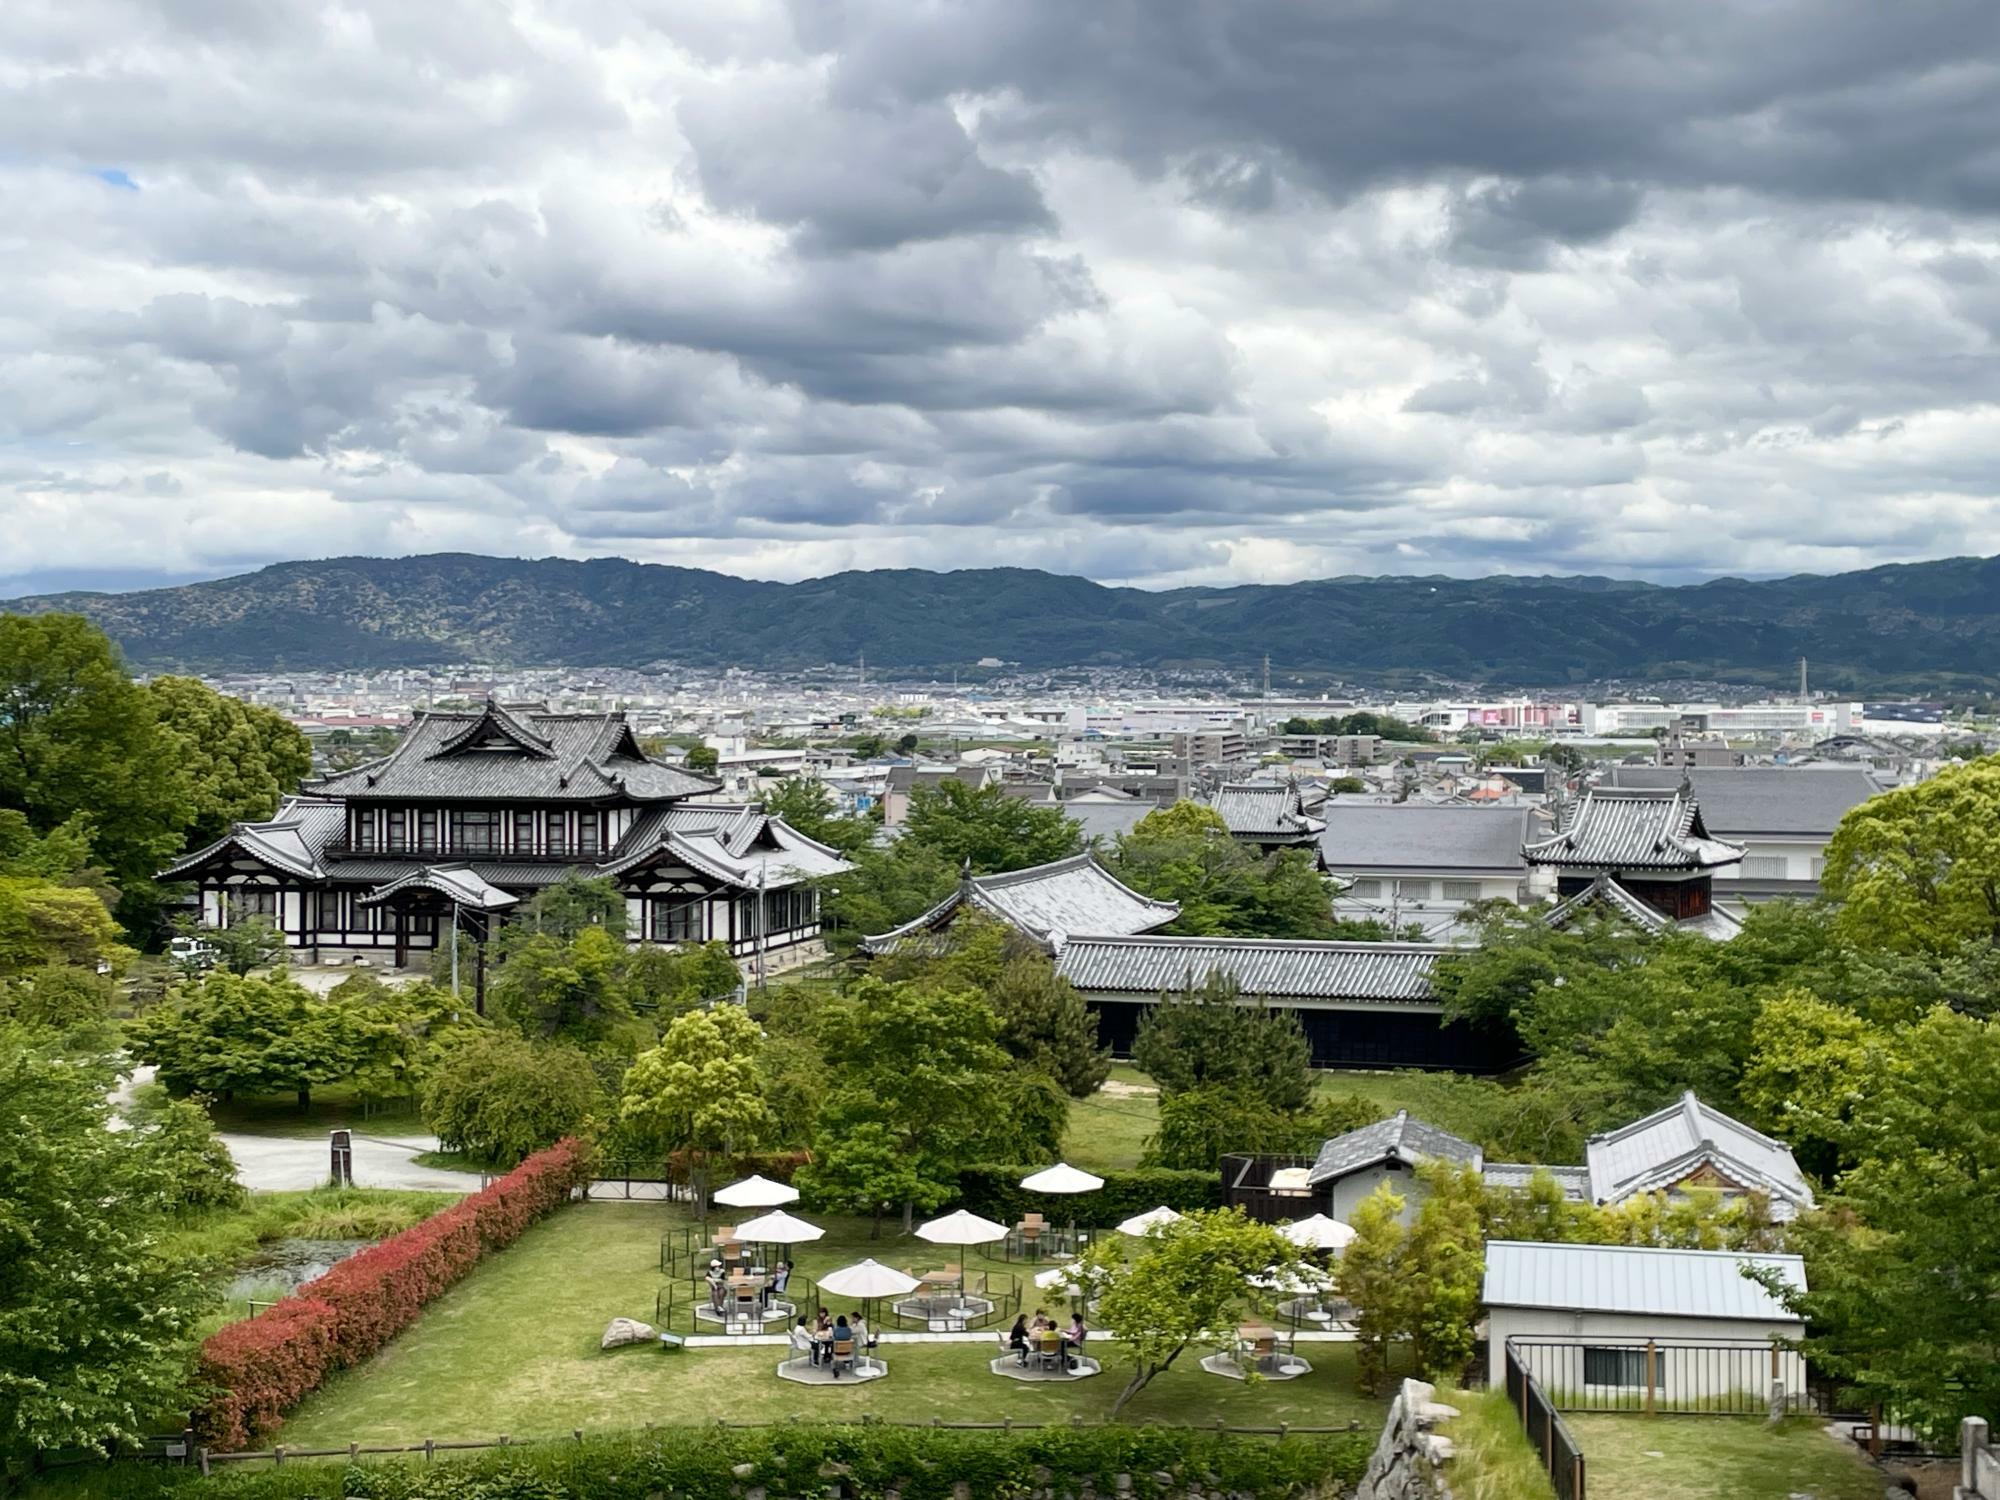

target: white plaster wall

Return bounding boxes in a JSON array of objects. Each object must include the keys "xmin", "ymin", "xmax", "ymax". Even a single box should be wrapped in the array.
[
  {"xmin": 1488, "ymin": 1307, "xmax": 1806, "ymax": 1399},
  {"xmin": 1327, "ymin": 1162, "xmax": 1425, "ymax": 1224}
]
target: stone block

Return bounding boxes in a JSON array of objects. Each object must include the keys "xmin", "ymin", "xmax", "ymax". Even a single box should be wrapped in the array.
[{"xmin": 600, "ymin": 1317, "xmax": 657, "ymax": 1349}]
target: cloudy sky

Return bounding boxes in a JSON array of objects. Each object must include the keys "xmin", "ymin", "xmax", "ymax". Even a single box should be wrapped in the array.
[{"xmin": 6, "ymin": 1, "xmax": 2000, "ymax": 596}]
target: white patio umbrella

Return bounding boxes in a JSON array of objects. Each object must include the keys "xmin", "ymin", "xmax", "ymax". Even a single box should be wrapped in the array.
[
  {"xmin": 1020, "ymin": 1161, "xmax": 1103, "ymax": 1251},
  {"xmin": 1116, "ymin": 1205, "xmax": 1183, "ymax": 1237},
  {"xmin": 1280, "ymin": 1213, "xmax": 1356, "ymax": 1251},
  {"xmin": 713, "ymin": 1173, "xmax": 799, "ymax": 1209},
  {"xmin": 916, "ymin": 1209, "xmax": 1007, "ymax": 1303},
  {"xmin": 1033, "ymin": 1264, "xmax": 1078, "ymax": 1290},
  {"xmin": 733, "ymin": 1208, "xmax": 824, "ymax": 1244},
  {"xmin": 819, "ymin": 1259, "xmax": 921, "ymax": 1299}
]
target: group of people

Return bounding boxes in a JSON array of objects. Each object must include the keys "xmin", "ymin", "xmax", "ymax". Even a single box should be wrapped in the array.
[
  {"xmin": 1006, "ymin": 1308, "xmax": 1087, "ymax": 1371},
  {"xmin": 704, "ymin": 1256, "xmax": 793, "ymax": 1313},
  {"xmin": 789, "ymin": 1307, "xmax": 874, "ymax": 1375}
]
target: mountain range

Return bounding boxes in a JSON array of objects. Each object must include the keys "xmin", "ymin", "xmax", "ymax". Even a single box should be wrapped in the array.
[{"xmin": 8, "ymin": 552, "xmax": 2000, "ymax": 691}]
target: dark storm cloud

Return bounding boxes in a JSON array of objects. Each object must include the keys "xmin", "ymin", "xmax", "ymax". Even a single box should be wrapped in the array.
[{"xmin": 4, "ymin": 0, "xmax": 2000, "ymax": 589}]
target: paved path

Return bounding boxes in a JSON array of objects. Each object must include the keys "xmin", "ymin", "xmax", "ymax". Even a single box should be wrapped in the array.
[{"xmin": 218, "ymin": 1129, "xmax": 484, "ymax": 1193}]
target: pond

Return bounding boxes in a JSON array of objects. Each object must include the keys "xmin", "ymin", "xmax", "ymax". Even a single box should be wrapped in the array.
[{"xmin": 223, "ymin": 1236, "xmax": 373, "ymax": 1302}]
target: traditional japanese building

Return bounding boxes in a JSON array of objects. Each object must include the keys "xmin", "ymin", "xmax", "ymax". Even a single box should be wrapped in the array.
[
  {"xmin": 1526, "ymin": 782, "xmax": 1745, "ymax": 939},
  {"xmin": 161, "ymin": 701, "xmax": 850, "ymax": 974},
  {"xmin": 1206, "ymin": 781, "xmax": 1326, "ymax": 856}
]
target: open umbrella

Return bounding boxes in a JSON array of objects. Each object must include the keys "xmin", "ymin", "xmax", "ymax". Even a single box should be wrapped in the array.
[
  {"xmin": 1116, "ymin": 1205, "xmax": 1183, "ymax": 1237},
  {"xmin": 1280, "ymin": 1213, "xmax": 1356, "ymax": 1251},
  {"xmin": 916, "ymin": 1209, "xmax": 1007, "ymax": 1305},
  {"xmin": 713, "ymin": 1174, "xmax": 799, "ymax": 1209},
  {"xmin": 1020, "ymin": 1162, "xmax": 1103, "ymax": 1253},
  {"xmin": 734, "ymin": 1209, "xmax": 824, "ymax": 1244},
  {"xmin": 820, "ymin": 1259, "xmax": 921, "ymax": 1299}
]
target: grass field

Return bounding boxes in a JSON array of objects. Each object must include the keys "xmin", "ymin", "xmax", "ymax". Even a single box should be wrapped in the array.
[
  {"xmin": 207, "ymin": 1083, "xmax": 426, "ymax": 1139},
  {"xmin": 1433, "ymin": 1388, "xmax": 1555, "ymax": 1500},
  {"xmin": 1567, "ymin": 1415, "xmax": 1885, "ymax": 1500},
  {"xmin": 275, "ymin": 1201, "xmax": 1386, "ymax": 1448}
]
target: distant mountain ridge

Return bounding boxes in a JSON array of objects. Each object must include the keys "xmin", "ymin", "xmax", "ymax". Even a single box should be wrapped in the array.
[{"xmin": 9, "ymin": 551, "xmax": 2000, "ymax": 691}]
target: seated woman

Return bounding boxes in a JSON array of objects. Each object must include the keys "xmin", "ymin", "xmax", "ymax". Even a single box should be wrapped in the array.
[
  {"xmin": 771, "ymin": 1259, "xmax": 792, "ymax": 1296},
  {"xmin": 1006, "ymin": 1313, "xmax": 1030, "ymax": 1364},
  {"xmin": 850, "ymin": 1310, "xmax": 875, "ymax": 1351},
  {"xmin": 789, "ymin": 1315, "xmax": 816, "ymax": 1364},
  {"xmin": 1061, "ymin": 1313, "xmax": 1087, "ymax": 1370}
]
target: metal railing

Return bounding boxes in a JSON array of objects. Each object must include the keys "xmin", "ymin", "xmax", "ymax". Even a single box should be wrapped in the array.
[
  {"xmin": 1504, "ymin": 1345, "xmax": 1586, "ymax": 1500},
  {"xmin": 1505, "ymin": 1336, "xmax": 1809, "ymax": 1417}
]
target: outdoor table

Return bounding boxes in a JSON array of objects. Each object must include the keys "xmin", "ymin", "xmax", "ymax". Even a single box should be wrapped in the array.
[{"xmin": 1238, "ymin": 1322, "xmax": 1278, "ymax": 1370}]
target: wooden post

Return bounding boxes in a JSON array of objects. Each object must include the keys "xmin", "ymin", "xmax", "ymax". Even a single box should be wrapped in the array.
[
  {"xmin": 1644, "ymin": 1341, "xmax": 1657, "ymax": 1418},
  {"xmin": 349, "ymin": 1443, "xmax": 360, "ymax": 1462},
  {"xmin": 1868, "ymin": 1405, "xmax": 1882, "ymax": 1459},
  {"xmin": 425, "ymin": 1438, "xmax": 436, "ymax": 1463},
  {"xmin": 198, "ymin": 1449, "xmax": 211, "ymax": 1478},
  {"xmin": 274, "ymin": 1448, "xmax": 285, "ymax": 1467}
]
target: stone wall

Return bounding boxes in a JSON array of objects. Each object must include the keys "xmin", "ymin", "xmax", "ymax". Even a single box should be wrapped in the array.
[{"xmin": 1356, "ymin": 1379, "xmax": 1460, "ymax": 1500}]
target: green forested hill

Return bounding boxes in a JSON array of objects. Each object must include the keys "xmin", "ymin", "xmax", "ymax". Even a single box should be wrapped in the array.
[{"xmin": 8, "ymin": 551, "xmax": 2000, "ymax": 690}]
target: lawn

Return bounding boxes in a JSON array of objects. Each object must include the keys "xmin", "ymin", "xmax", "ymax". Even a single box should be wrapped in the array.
[
  {"xmin": 276, "ymin": 1200, "xmax": 1386, "ymax": 1448},
  {"xmin": 1065, "ymin": 1065, "xmax": 1159, "ymax": 1171},
  {"xmin": 1566, "ymin": 1415, "xmax": 1885, "ymax": 1500},
  {"xmin": 207, "ymin": 1082, "xmax": 426, "ymax": 1139},
  {"xmin": 1434, "ymin": 1388, "xmax": 1555, "ymax": 1500}
]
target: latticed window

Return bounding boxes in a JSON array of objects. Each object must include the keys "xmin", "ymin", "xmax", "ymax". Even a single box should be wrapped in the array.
[
  {"xmin": 578, "ymin": 815, "xmax": 600, "ymax": 857},
  {"xmin": 1441, "ymin": 880, "xmax": 1482, "ymax": 901},
  {"xmin": 651, "ymin": 897, "xmax": 702, "ymax": 943},
  {"xmin": 513, "ymin": 810, "xmax": 537, "ymax": 853}
]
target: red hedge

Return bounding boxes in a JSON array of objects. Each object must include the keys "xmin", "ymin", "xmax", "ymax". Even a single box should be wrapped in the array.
[{"xmin": 193, "ymin": 1137, "xmax": 593, "ymax": 1450}]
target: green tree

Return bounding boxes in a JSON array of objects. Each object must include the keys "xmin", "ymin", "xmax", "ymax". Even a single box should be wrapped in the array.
[
  {"xmin": 1822, "ymin": 756, "xmax": 2000, "ymax": 953},
  {"xmin": 619, "ymin": 1004, "xmax": 772, "ymax": 1213},
  {"xmin": 819, "ymin": 838, "xmax": 961, "ymax": 952},
  {"xmin": 1739, "ymin": 988, "xmax": 1883, "ymax": 1179},
  {"xmin": 1337, "ymin": 1184, "xmax": 1406, "ymax": 1394},
  {"xmin": 126, "ymin": 1090, "xmax": 244, "ymax": 1214},
  {"xmin": 0, "ymin": 879, "xmax": 124, "ymax": 977},
  {"xmin": 685, "ymin": 745, "xmax": 720, "ymax": 775},
  {"xmin": 759, "ymin": 777, "xmax": 875, "ymax": 857},
  {"xmin": 1105, "ymin": 802, "xmax": 1333, "ymax": 940},
  {"xmin": 1767, "ymin": 1006, "xmax": 2000, "ymax": 1443},
  {"xmin": 0, "ymin": 1038, "xmax": 210, "ymax": 1469},
  {"xmin": 0, "ymin": 614, "xmax": 191, "ymax": 927},
  {"xmin": 499, "ymin": 875, "xmax": 628, "ymax": 945},
  {"xmin": 145, "ymin": 676, "xmax": 311, "ymax": 849},
  {"xmin": 1131, "ymin": 971, "xmax": 1313, "ymax": 1111},
  {"xmin": 797, "ymin": 1119, "xmax": 923, "ymax": 1236},
  {"xmin": 0, "ymin": 964, "xmax": 114, "ymax": 1035},
  {"xmin": 617, "ymin": 941, "xmax": 742, "ymax": 1016},
  {"xmin": 129, "ymin": 970, "xmax": 359, "ymax": 1109},
  {"xmin": 1401, "ymin": 1162, "xmax": 1486, "ymax": 1379},
  {"xmin": 987, "ymin": 952, "xmax": 1110, "ymax": 1098},
  {"xmin": 1143, "ymin": 1084, "xmax": 1381, "ymax": 1171},
  {"xmin": 422, "ymin": 1032, "xmax": 600, "ymax": 1167},
  {"xmin": 901, "ymin": 779, "xmax": 1082, "ymax": 873},
  {"xmin": 1078, "ymin": 1208, "xmax": 1305, "ymax": 1416},
  {"xmin": 177, "ymin": 899, "xmax": 287, "ymax": 976},
  {"xmin": 489, "ymin": 926, "xmax": 632, "ymax": 1042}
]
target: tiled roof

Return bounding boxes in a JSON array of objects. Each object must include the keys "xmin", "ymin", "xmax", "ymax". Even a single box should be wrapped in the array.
[
  {"xmin": 1604, "ymin": 766, "xmax": 1881, "ymax": 838},
  {"xmin": 159, "ymin": 797, "xmax": 346, "ymax": 881},
  {"xmin": 309, "ymin": 705, "xmax": 716, "ymax": 803},
  {"xmin": 1055, "ymin": 935, "xmax": 1442, "ymax": 1003},
  {"xmin": 1062, "ymin": 800, "xmax": 1159, "ymax": 842},
  {"xmin": 1209, "ymin": 782, "xmax": 1325, "ymax": 840},
  {"xmin": 1482, "ymin": 1163, "xmax": 1593, "ymax": 1199},
  {"xmin": 602, "ymin": 804, "xmax": 852, "ymax": 890},
  {"xmin": 1585, "ymin": 1092, "xmax": 1814, "ymax": 1217},
  {"xmin": 355, "ymin": 863, "xmax": 519, "ymax": 912},
  {"xmin": 859, "ymin": 854, "xmax": 1180, "ymax": 953},
  {"xmin": 1483, "ymin": 1241, "xmax": 1806, "ymax": 1321},
  {"xmin": 1544, "ymin": 875, "xmax": 1743, "ymax": 942},
  {"xmin": 1318, "ymin": 805, "xmax": 1533, "ymax": 875},
  {"xmin": 327, "ymin": 859, "xmax": 583, "ymax": 888},
  {"xmin": 1307, "ymin": 1111, "xmax": 1482, "ymax": 1185},
  {"xmin": 1524, "ymin": 787, "xmax": 1744, "ymax": 872}
]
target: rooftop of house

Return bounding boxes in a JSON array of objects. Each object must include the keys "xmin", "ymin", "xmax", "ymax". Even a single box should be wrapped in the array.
[
  {"xmin": 1306, "ymin": 1110, "xmax": 1483, "ymax": 1185},
  {"xmin": 1544, "ymin": 873, "xmax": 1744, "ymax": 941},
  {"xmin": 1054, "ymin": 935, "xmax": 1445, "ymax": 1003},
  {"xmin": 1524, "ymin": 785, "xmax": 1744, "ymax": 873},
  {"xmin": 1208, "ymin": 782, "xmax": 1325, "ymax": 840},
  {"xmin": 1318, "ymin": 804, "xmax": 1535, "ymax": 874},
  {"xmin": 1603, "ymin": 766, "xmax": 1881, "ymax": 838},
  {"xmin": 1482, "ymin": 1240, "xmax": 1806, "ymax": 1321},
  {"xmin": 1585, "ymin": 1090, "xmax": 1814, "ymax": 1217},
  {"xmin": 858, "ymin": 853, "xmax": 1180, "ymax": 954}
]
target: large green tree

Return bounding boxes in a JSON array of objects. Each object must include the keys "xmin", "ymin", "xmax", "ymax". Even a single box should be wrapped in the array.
[
  {"xmin": 619, "ymin": 1004, "xmax": 772, "ymax": 1213},
  {"xmin": 1823, "ymin": 756, "xmax": 2000, "ymax": 954},
  {"xmin": 759, "ymin": 777, "xmax": 876, "ymax": 857},
  {"xmin": 1078, "ymin": 1208, "xmax": 1305, "ymax": 1415},
  {"xmin": 1131, "ymin": 971, "xmax": 1314, "ymax": 1111},
  {"xmin": 1104, "ymin": 801, "xmax": 1334, "ymax": 939},
  {"xmin": 0, "ymin": 614, "xmax": 190, "ymax": 924},
  {"xmin": 145, "ymin": 676, "xmax": 311, "ymax": 849},
  {"xmin": 488, "ymin": 926, "xmax": 634, "ymax": 1042},
  {"xmin": 0, "ymin": 1038, "xmax": 211, "ymax": 1470},
  {"xmin": 900, "ymin": 779, "xmax": 1082, "ymax": 873},
  {"xmin": 422, "ymin": 1031, "xmax": 600, "ymax": 1167}
]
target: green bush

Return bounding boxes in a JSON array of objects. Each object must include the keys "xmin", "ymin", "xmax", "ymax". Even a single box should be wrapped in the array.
[
  {"xmin": 73, "ymin": 1425, "xmax": 1369, "ymax": 1500},
  {"xmin": 955, "ymin": 1163, "xmax": 1223, "ymax": 1224}
]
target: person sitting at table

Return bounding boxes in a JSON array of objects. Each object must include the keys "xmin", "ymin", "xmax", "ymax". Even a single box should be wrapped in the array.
[
  {"xmin": 706, "ymin": 1260, "xmax": 727, "ymax": 1311},
  {"xmin": 789, "ymin": 1315, "xmax": 815, "ymax": 1364},
  {"xmin": 1062, "ymin": 1312, "xmax": 1087, "ymax": 1371},
  {"xmin": 771, "ymin": 1259, "xmax": 792, "ymax": 1296},
  {"xmin": 1006, "ymin": 1313, "xmax": 1030, "ymax": 1363},
  {"xmin": 850, "ymin": 1310, "xmax": 875, "ymax": 1352}
]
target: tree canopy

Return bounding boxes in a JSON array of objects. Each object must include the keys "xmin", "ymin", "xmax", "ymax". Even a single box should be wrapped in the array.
[
  {"xmin": 1131, "ymin": 971, "xmax": 1314, "ymax": 1112},
  {"xmin": 1104, "ymin": 801, "xmax": 1334, "ymax": 939},
  {"xmin": 1822, "ymin": 756, "xmax": 2000, "ymax": 953},
  {"xmin": 900, "ymin": 779, "xmax": 1082, "ymax": 873}
]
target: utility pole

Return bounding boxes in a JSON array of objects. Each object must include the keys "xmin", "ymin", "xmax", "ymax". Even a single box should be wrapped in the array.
[
  {"xmin": 1799, "ymin": 656, "xmax": 1809, "ymax": 702},
  {"xmin": 1263, "ymin": 653, "xmax": 1271, "ymax": 700}
]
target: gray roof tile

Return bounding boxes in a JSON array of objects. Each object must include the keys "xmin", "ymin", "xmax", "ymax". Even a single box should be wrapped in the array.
[
  {"xmin": 1605, "ymin": 766, "xmax": 1881, "ymax": 837},
  {"xmin": 1585, "ymin": 1092, "xmax": 1813, "ymax": 1216},
  {"xmin": 1209, "ymin": 783, "xmax": 1324, "ymax": 839},
  {"xmin": 860, "ymin": 854, "xmax": 1179, "ymax": 952},
  {"xmin": 1307, "ymin": 1110, "xmax": 1482, "ymax": 1184},
  {"xmin": 1055, "ymin": 935, "xmax": 1442, "ymax": 1003},
  {"xmin": 1318, "ymin": 805, "xmax": 1533, "ymax": 874},
  {"xmin": 1525, "ymin": 787, "xmax": 1744, "ymax": 872}
]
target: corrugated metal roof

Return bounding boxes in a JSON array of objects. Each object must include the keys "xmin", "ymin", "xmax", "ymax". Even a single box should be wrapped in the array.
[
  {"xmin": 1605, "ymin": 767, "xmax": 1881, "ymax": 837},
  {"xmin": 1055, "ymin": 934, "xmax": 1442, "ymax": 1003},
  {"xmin": 1307, "ymin": 1111, "xmax": 1480, "ymax": 1184},
  {"xmin": 310, "ymin": 707, "xmax": 715, "ymax": 803},
  {"xmin": 1318, "ymin": 805, "xmax": 1533, "ymax": 875},
  {"xmin": 1585, "ymin": 1092, "xmax": 1813, "ymax": 1215},
  {"xmin": 1524, "ymin": 787, "xmax": 1744, "ymax": 872},
  {"xmin": 1482, "ymin": 1240, "xmax": 1806, "ymax": 1321}
]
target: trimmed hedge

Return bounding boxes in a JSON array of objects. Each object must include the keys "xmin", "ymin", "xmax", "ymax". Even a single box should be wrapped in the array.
[
  {"xmin": 194, "ymin": 1138, "xmax": 593, "ymax": 1452},
  {"xmin": 955, "ymin": 1164, "xmax": 1224, "ymax": 1225},
  {"xmin": 107, "ymin": 1424, "xmax": 1370, "ymax": 1500}
]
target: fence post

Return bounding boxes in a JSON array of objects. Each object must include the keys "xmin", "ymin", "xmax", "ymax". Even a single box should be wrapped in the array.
[
  {"xmin": 1544, "ymin": 1400, "xmax": 1555, "ymax": 1484},
  {"xmin": 1868, "ymin": 1405, "xmax": 1882, "ymax": 1459},
  {"xmin": 198, "ymin": 1450, "xmax": 211, "ymax": 1478},
  {"xmin": 1643, "ymin": 1341, "xmax": 1656, "ymax": 1418},
  {"xmin": 425, "ymin": 1438, "xmax": 436, "ymax": 1463},
  {"xmin": 1571, "ymin": 1451, "xmax": 1585, "ymax": 1500},
  {"xmin": 1962, "ymin": 1417, "xmax": 1987, "ymax": 1494}
]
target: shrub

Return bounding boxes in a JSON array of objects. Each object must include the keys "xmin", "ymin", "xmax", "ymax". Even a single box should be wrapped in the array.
[
  {"xmin": 420, "ymin": 1034, "xmax": 600, "ymax": 1167},
  {"xmin": 192, "ymin": 1138, "xmax": 593, "ymax": 1450},
  {"xmin": 145, "ymin": 1423, "xmax": 1369, "ymax": 1500},
  {"xmin": 954, "ymin": 1163, "xmax": 1223, "ymax": 1224}
]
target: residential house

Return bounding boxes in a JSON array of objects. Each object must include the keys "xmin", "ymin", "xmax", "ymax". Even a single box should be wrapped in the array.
[
  {"xmin": 881, "ymin": 763, "xmax": 998, "ymax": 827},
  {"xmin": 1318, "ymin": 805, "xmax": 1542, "ymax": 940}
]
